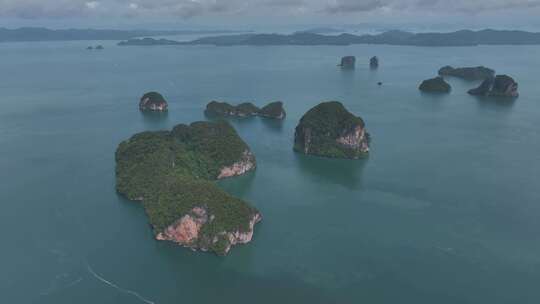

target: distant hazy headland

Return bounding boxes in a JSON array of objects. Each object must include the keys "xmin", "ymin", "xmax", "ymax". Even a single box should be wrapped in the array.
[
  {"xmin": 0, "ymin": 27, "xmax": 244, "ymax": 42},
  {"xmin": 119, "ymin": 29, "xmax": 540, "ymax": 47}
]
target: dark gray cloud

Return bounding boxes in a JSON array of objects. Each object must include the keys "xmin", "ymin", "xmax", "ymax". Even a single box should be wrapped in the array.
[
  {"xmin": 324, "ymin": 0, "xmax": 540, "ymax": 14},
  {"xmin": 0, "ymin": 0, "xmax": 539, "ymax": 19},
  {"xmin": 325, "ymin": 0, "xmax": 385, "ymax": 14}
]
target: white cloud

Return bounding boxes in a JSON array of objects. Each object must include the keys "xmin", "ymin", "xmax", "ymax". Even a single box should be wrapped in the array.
[
  {"xmin": 85, "ymin": 1, "xmax": 100, "ymax": 9},
  {"xmin": 0, "ymin": 0, "xmax": 539, "ymax": 19}
]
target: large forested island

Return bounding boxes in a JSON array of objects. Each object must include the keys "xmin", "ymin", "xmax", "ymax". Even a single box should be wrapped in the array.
[
  {"xmin": 119, "ymin": 29, "xmax": 540, "ymax": 47},
  {"xmin": 294, "ymin": 101, "xmax": 370, "ymax": 159},
  {"xmin": 115, "ymin": 121, "xmax": 261, "ymax": 255}
]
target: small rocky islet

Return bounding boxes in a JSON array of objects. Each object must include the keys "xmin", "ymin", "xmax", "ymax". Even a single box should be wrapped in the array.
[
  {"xmin": 432, "ymin": 65, "xmax": 519, "ymax": 98},
  {"xmin": 115, "ymin": 120, "xmax": 260, "ymax": 255},
  {"xmin": 86, "ymin": 45, "xmax": 104, "ymax": 50},
  {"xmin": 139, "ymin": 91, "xmax": 168, "ymax": 112},
  {"xmin": 468, "ymin": 74, "xmax": 519, "ymax": 97},
  {"xmin": 258, "ymin": 101, "xmax": 287, "ymax": 119},
  {"xmin": 419, "ymin": 76, "xmax": 451, "ymax": 93},
  {"xmin": 294, "ymin": 101, "xmax": 370, "ymax": 159},
  {"xmin": 205, "ymin": 100, "xmax": 286, "ymax": 119},
  {"xmin": 338, "ymin": 56, "xmax": 380, "ymax": 70},
  {"xmin": 370, "ymin": 56, "xmax": 379, "ymax": 69},
  {"xmin": 339, "ymin": 56, "xmax": 356, "ymax": 69}
]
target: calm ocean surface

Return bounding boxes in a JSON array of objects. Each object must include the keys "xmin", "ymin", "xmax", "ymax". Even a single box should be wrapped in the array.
[{"xmin": 1, "ymin": 40, "xmax": 540, "ymax": 303}]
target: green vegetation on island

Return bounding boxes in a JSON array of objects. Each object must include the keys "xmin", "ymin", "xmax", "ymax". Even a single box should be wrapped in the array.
[
  {"xmin": 139, "ymin": 91, "xmax": 168, "ymax": 112},
  {"xmin": 258, "ymin": 101, "xmax": 286, "ymax": 119},
  {"xmin": 236, "ymin": 102, "xmax": 260, "ymax": 116},
  {"xmin": 419, "ymin": 77, "xmax": 451, "ymax": 93},
  {"xmin": 205, "ymin": 101, "xmax": 258, "ymax": 117},
  {"xmin": 205, "ymin": 100, "xmax": 286, "ymax": 120},
  {"xmin": 438, "ymin": 66, "xmax": 495, "ymax": 80},
  {"xmin": 115, "ymin": 121, "xmax": 260, "ymax": 255},
  {"xmin": 294, "ymin": 101, "xmax": 370, "ymax": 159}
]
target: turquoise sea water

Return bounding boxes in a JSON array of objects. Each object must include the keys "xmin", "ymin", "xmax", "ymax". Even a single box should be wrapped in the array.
[{"xmin": 1, "ymin": 40, "xmax": 540, "ymax": 303}]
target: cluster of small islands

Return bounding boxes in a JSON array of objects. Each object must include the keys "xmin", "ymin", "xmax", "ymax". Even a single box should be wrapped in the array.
[
  {"xmin": 118, "ymin": 83, "xmax": 371, "ymax": 254},
  {"xmin": 105, "ymin": 26, "xmax": 523, "ymax": 256},
  {"xmin": 118, "ymin": 57, "xmax": 517, "ymax": 256},
  {"xmin": 419, "ymin": 66, "xmax": 519, "ymax": 97}
]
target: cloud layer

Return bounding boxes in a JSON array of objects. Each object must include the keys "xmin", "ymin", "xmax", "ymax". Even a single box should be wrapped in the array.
[{"xmin": 1, "ymin": 0, "xmax": 539, "ymax": 19}]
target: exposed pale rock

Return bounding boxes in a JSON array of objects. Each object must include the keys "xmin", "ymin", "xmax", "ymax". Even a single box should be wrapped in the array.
[
  {"xmin": 157, "ymin": 207, "xmax": 208, "ymax": 245},
  {"xmin": 294, "ymin": 101, "xmax": 370, "ymax": 159},
  {"xmin": 156, "ymin": 207, "xmax": 262, "ymax": 255},
  {"xmin": 218, "ymin": 150, "xmax": 256, "ymax": 179},
  {"xmin": 336, "ymin": 125, "xmax": 370, "ymax": 153},
  {"xmin": 139, "ymin": 92, "xmax": 168, "ymax": 112},
  {"xmin": 220, "ymin": 213, "xmax": 262, "ymax": 254}
]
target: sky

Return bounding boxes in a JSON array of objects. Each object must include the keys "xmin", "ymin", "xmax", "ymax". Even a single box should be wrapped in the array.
[{"xmin": 1, "ymin": 0, "xmax": 540, "ymax": 30}]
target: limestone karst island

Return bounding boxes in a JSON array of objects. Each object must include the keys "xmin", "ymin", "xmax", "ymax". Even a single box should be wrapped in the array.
[
  {"xmin": 115, "ymin": 121, "xmax": 260, "ymax": 255},
  {"xmin": 419, "ymin": 76, "xmax": 452, "ymax": 93},
  {"xmin": 205, "ymin": 100, "xmax": 286, "ymax": 119},
  {"xmin": 294, "ymin": 101, "xmax": 370, "ymax": 159},
  {"xmin": 139, "ymin": 92, "xmax": 169, "ymax": 112}
]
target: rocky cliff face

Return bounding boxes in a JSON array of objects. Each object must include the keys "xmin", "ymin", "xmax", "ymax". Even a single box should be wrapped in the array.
[
  {"xmin": 339, "ymin": 56, "xmax": 356, "ymax": 69},
  {"xmin": 139, "ymin": 92, "xmax": 168, "ymax": 112},
  {"xmin": 468, "ymin": 75, "xmax": 518, "ymax": 97},
  {"xmin": 336, "ymin": 125, "xmax": 370, "ymax": 154},
  {"xmin": 490, "ymin": 75, "xmax": 519, "ymax": 97},
  {"xmin": 370, "ymin": 56, "xmax": 379, "ymax": 69},
  {"xmin": 218, "ymin": 150, "xmax": 256, "ymax": 179},
  {"xmin": 219, "ymin": 212, "xmax": 262, "ymax": 254},
  {"xmin": 157, "ymin": 207, "xmax": 209, "ymax": 245},
  {"xmin": 294, "ymin": 101, "xmax": 370, "ymax": 159},
  {"xmin": 156, "ymin": 206, "xmax": 262, "ymax": 255}
]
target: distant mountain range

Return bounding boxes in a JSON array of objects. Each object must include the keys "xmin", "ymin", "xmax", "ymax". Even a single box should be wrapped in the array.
[
  {"xmin": 119, "ymin": 29, "xmax": 540, "ymax": 47},
  {"xmin": 296, "ymin": 27, "xmax": 346, "ymax": 34},
  {"xmin": 0, "ymin": 27, "xmax": 243, "ymax": 42}
]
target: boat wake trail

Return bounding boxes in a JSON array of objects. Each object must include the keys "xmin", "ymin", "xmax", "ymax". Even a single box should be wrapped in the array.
[{"xmin": 86, "ymin": 264, "xmax": 155, "ymax": 304}]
